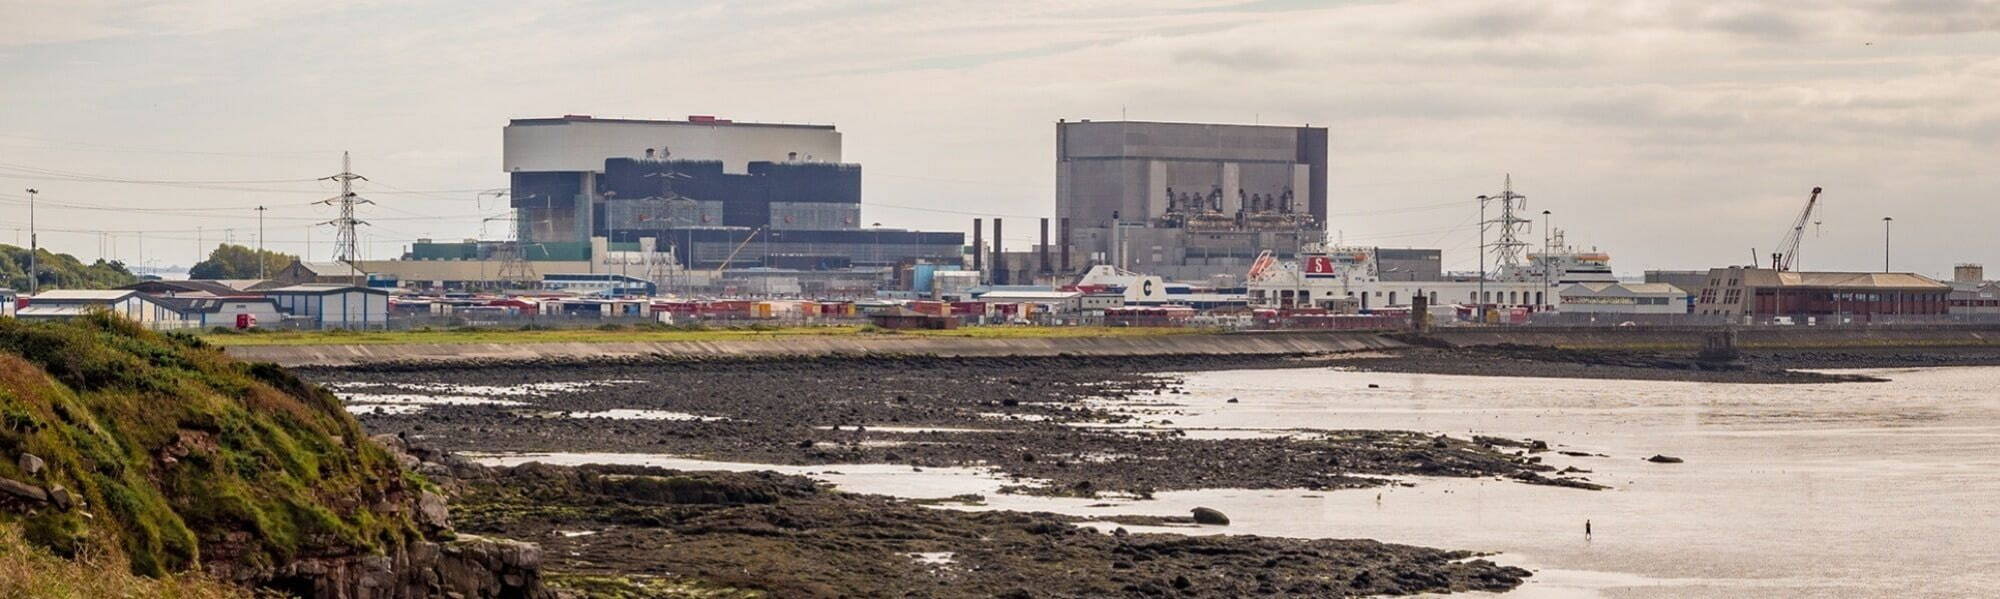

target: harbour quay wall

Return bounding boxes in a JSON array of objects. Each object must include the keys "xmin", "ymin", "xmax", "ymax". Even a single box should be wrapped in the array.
[
  {"xmin": 1419, "ymin": 324, "xmax": 2000, "ymax": 350},
  {"xmin": 227, "ymin": 331, "xmax": 1408, "ymax": 368}
]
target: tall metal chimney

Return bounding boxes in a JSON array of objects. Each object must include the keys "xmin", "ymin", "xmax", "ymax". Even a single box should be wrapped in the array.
[
  {"xmin": 972, "ymin": 218, "xmax": 983, "ymax": 274},
  {"xmin": 993, "ymin": 219, "xmax": 1006, "ymax": 285},
  {"xmin": 1039, "ymin": 218, "xmax": 1051, "ymax": 277}
]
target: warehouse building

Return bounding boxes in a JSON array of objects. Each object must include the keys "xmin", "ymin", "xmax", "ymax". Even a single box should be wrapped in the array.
[
  {"xmin": 1558, "ymin": 282, "xmax": 1689, "ymax": 314},
  {"xmin": 17, "ymin": 290, "xmax": 192, "ymax": 328},
  {"xmin": 1693, "ymin": 267, "xmax": 1951, "ymax": 321},
  {"xmin": 1947, "ymin": 265, "xmax": 1998, "ymax": 315},
  {"xmin": 264, "ymin": 284, "xmax": 390, "ymax": 329}
]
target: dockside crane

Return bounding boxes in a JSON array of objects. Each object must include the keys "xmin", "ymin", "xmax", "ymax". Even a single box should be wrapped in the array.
[
  {"xmin": 1770, "ymin": 187, "xmax": 1822, "ymax": 272},
  {"xmin": 713, "ymin": 226, "xmax": 764, "ymax": 276}
]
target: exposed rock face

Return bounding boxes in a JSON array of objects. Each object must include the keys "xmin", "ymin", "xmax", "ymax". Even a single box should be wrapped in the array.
[
  {"xmin": 254, "ymin": 436, "xmax": 547, "ymax": 599},
  {"xmin": 417, "ymin": 491, "xmax": 452, "ymax": 533},
  {"xmin": 226, "ymin": 535, "xmax": 544, "ymax": 599}
]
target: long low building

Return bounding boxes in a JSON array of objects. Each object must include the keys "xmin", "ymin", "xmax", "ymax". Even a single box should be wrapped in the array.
[
  {"xmin": 1949, "ymin": 281, "xmax": 2000, "ymax": 315},
  {"xmin": 1558, "ymin": 282, "xmax": 1690, "ymax": 314},
  {"xmin": 1693, "ymin": 267, "xmax": 1951, "ymax": 321},
  {"xmin": 264, "ymin": 285, "xmax": 390, "ymax": 329},
  {"xmin": 17, "ymin": 290, "xmax": 192, "ymax": 328},
  {"xmin": 19, "ymin": 284, "xmax": 387, "ymax": 330}
]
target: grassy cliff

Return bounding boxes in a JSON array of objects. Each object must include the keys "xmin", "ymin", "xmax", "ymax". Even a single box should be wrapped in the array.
[
  {"xmin": 0, "ymin": 314, "xmax": 420, "ymax": 579},
  {"xmin": 0, "ymin": 521, "xmax": 247, "ymax": 599}
]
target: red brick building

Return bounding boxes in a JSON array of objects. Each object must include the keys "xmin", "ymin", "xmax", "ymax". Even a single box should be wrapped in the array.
[{"xmin": 1694, "ymin": 267, "xmax": 1950, "ymax": 321}]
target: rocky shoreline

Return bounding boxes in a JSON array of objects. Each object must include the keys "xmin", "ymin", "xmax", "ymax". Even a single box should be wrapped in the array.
[
  {"xmin": 439, "ymin": 459, "xmax": 1533, "ymax": 597},
  {"xmin": 1324, "ymin": 345, "xmax": 2000, "ymax": 383},
  {"xmin": 307, "ymin": 354, "xmax": 1600, "ymax": 497},
  {"xmin": 299, "ymin": 353, "xmax": 1598, "ymax": 597},
  {"xmin": 290, "ymin": 345, "xmax": 2000, "ymax": 596}
]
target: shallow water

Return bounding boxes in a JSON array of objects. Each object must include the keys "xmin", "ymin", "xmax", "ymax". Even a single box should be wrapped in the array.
[
  {"xmin": 471, "ymin": 366, "xmax": 2000, "ymax": 598},
  {"xmin": 557, "ymin": 409, "xmax": 726, "ymax": 421},
  {"xmin": 338, "ymin": 393, "xmax": 528, "ymax": 413},
  {"xmin": 1125, "ymin": 366, "xmax": 2000, "ymax": 598}
]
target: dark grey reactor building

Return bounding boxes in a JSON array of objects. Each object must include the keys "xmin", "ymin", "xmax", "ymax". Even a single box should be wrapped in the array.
[{"xmin": 1055, "ymin": 120, "xmax": 1329, "ymax": 282}]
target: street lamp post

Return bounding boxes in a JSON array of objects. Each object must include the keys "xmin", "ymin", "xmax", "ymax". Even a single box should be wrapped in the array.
[
  {"xmin": 1476, "ymin": 195, "xmax": 1489, "ymax": 322},
  {"xmin": 23, "ymin": 188, "xmax": 36, "ymax": 295},
  {"xmin": 1882, "ymin": 217, "xmax": 1893, "ymax": 273},
  {"xmin": 1541, "ymin": 209, "xmax": 1552, "ymax": 310},
  {"xmin": 257, "ymin": 205, "xmax": 268, "ymax": 279}
]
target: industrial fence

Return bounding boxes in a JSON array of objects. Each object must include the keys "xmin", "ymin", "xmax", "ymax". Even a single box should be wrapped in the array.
[
  {"xmin": 186, "ymin": 309, "xmax": 2000, "ymax": 334},
  {"xmin": 373, "ymin": 314, "xmax": 873, "ymax": 331},
  {"xmin": 1523, "ymin": 312, "xmax": 2000, "ymax": 328}
]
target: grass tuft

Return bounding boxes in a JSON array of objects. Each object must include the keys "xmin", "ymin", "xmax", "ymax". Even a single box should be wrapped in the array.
[{"xmin": 0, "ymin": 521, "xmax": 248, "ymax": 599}]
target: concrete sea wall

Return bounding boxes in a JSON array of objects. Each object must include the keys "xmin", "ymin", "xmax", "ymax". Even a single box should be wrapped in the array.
[
  {"xmin": 228, "ymin": 331, "xmax": 1409, "ymax": 367},
  {"xmin": 1421, "ymin": 324, "xmax": 2000, "ymax": 350},
  {"xmin": 227, "ymin": 325, "xmax": 2000, "ymax": 367}
]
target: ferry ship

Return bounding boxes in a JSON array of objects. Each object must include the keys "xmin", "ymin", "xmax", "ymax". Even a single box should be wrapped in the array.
[{"xmin": 1246, "ymin": 234, "xmax": 1615, "ymax": 317}]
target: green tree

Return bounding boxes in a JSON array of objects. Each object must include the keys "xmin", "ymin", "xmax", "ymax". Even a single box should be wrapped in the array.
[
  {"xmin": 187, "ymin": 244, "xmax": 295, "ymax": 280},
  {"xmin": 0, "ymin": 244, "xmax": 137, "ymax": 291}
]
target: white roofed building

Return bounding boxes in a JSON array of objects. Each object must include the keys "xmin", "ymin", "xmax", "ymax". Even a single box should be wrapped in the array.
[
  {"xmin": 1558, "ymin": 282, "xmax": 1690, "ymax": 314},
  {"xmin": 18, "ymin": 290, "xmax": 198, "ymax": 330},
  {"xmin": 264, "ymin": 284, "xmax": 390, "ymax": 329}
]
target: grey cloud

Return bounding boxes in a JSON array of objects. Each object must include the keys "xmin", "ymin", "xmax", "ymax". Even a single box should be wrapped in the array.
[
  {"xmin": 1416, "ymin": 5, "xmax": 1556, "ymax": 40},
  {"xmin": 1698, "ymin": 9, "xmax": 1807, "ymax": 40},
  {"xmin": 1170, "ymin": 46, "xmax": 1297, "ymax": 70},
  {"xmin": 1869, "ymin": 0, "xmax": 2000, "ymax": 34}
]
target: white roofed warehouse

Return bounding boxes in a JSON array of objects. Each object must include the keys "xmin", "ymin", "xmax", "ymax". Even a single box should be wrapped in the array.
[
  {"xmin": 263, "ymin": 284, "xmax": 390, "ymax": 330},
  {"xmin": 18, "ymin": 290, "xmax": 198, "ymax": 330},
  {"xmin": 1558, "ymin": 282, "xmax": 1690, "ymax": 315}
]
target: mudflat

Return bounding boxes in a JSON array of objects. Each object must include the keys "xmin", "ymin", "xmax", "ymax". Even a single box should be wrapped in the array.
[
  {"xmin": 310, "ymin": 354, "xmax": 1598, "ymax": 497},
  {"xmin": 309, "ymin": 353, "xmax": 1608, "ymax": 597}
]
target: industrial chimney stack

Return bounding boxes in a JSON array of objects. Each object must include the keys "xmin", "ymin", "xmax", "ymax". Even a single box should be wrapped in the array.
[
  {"xmin": 1039, "ymin": 218, "xmax": 1051, "ymax": 278},
  {"xmin": 1059, "ymin": 217, "xmax": 1071, "ymax": 277},
  {"xmin": 992, "ymin": 219, "xmax": 1006, "ymax": 285}
]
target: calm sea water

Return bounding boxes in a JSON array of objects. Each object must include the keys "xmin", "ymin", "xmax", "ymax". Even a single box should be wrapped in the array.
[{"xmin": 479, "ymin": 366, "xmax": 2000, "ymax": 598}]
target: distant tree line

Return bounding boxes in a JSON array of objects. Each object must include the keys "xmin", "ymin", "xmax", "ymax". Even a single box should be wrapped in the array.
[
  {"xmin": 0, "ymin": 245, "xmax": 138, "ymax": 291},
  {"xmin": 188, "ymin": 244, "xmax": 296, "ymax": 280}
]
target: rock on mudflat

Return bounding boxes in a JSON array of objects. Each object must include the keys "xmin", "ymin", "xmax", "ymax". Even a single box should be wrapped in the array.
[
  {"xmin": 1646, "ymin": 454, "xmax": 1684, "ymax": 464},
  {"xmin": 1190, "ymin": 507, "xmax": 1230, "ymax": 525}
]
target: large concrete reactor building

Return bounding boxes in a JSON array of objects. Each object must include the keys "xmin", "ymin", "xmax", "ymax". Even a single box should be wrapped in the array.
[
  {"xmin": 503, "ymin": 115, "xmax": 844, "ymax": 248},
  {"xmin": 500, "ymin": 115, "xmax": 960, "ymax": 269},
  {"xmin": 1055, "ymin": 120, "xmax": 1328, "ymax": 281},
  {"xmin": 1057, "ymin": 120, "xmax": 1328, "ymax": 227}
]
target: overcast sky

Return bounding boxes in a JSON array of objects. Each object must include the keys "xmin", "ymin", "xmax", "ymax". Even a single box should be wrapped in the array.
[{"xmin": 2, "ymin": 0, "xmax": 1996, "ymax": 277}]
